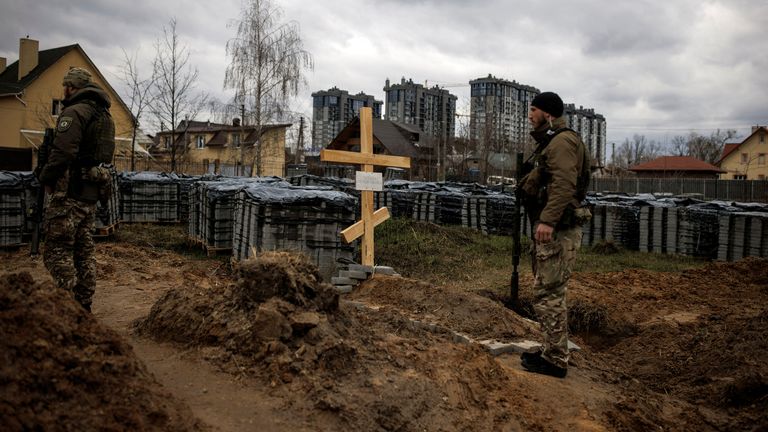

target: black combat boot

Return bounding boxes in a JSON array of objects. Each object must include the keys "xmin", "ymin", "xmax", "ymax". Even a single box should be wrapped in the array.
[{"xmin": 521, "ymin": 353, "xmax": 567, "ymax": 378}]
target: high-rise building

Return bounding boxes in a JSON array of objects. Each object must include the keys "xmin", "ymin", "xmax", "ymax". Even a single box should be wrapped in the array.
[
  {"xmin": 565, "ymin": 104, "xmax": 607, "ymax": 168},
  {"xmin": 311, "ymin": 87, "xmax": 382, "ymax": 150},
  {"xmin": 383, "ymin": 78, "xmax": 457, "ymax": 142},
  {"xmin": 469, "ymin": 74, "xmax": 539, "ymax": 150}
]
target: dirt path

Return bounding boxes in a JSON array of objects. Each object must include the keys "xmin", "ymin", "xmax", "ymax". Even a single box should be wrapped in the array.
[{"xmin": 92, "ymin": 245, "xmax": 323, "ymax": 432}]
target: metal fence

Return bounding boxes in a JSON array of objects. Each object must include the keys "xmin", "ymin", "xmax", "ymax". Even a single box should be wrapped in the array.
[{"xmin": 590, "ymin": 178, "xmax": 768, "ymax": 203}]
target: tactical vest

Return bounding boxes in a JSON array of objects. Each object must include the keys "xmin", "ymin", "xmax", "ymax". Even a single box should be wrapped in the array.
[
  {"xmin": 525, "ymin": 127, "xmax": 591, "ymax": 228},
  {"xmin": 530, "ymin": 127, "xmax": 591, "ymax": 202},
  {"xmin": 79, "ymin": 99, "xmax": 116, "ymax": 167},
  {"xmin": 68, "ymin": 100, "xmax": 116, "ymax": 203}
]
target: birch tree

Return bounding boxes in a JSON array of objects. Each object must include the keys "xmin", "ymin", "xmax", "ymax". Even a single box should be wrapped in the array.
[{"xmin": 224, "ymin": 0, "xmax": 313, "ymax": 175}]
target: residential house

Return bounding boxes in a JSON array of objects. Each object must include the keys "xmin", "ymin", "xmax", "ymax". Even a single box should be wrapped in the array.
[
  {"xmin": 716, "ymin": 126, "xmax": 768, "ymax": 180},
  {"xmin": 0, "ymin": 38, "xmax": 135, "ymax": 170},
  {"xmin": 628, "ymin": 156, "xmax": 725, "ymax": 179},
  {"xmin": 325, "ymin": 117, "xmax": 434, "ymax": 180},
  {"xmin": 152, "ymin": 119, "xmax": 291, "ymax": 177}
]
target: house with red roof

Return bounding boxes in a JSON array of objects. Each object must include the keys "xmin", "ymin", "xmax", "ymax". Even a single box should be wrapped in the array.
[
  {"xmin": 628, "ymin": 156, "xmax": 725, "ymax": 179},
  {"xmin": 716, "ymin": 126, "xmax": 768, "ymax": 180}
]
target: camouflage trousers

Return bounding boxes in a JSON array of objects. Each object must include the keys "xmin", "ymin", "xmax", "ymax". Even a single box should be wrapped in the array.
[
  {"xmin": 43, "ymin": 192, "xmax": 97, "ymax": 309},
  {"xmin": 531, "ymin": 225, "xmax": 583, "ymax": 369}
]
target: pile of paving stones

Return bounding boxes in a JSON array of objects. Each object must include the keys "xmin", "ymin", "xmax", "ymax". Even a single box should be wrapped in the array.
[{"xmin": 330, "ymin": 264, "xmax": 401, "ymax": 293}]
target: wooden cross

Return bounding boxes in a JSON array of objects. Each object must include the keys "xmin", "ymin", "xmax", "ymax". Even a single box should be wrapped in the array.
[{"xmin": 320, "ymin": 107, "xmax": 411, "ymax": 266}]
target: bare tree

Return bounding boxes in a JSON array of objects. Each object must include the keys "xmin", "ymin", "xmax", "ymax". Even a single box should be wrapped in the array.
[
  {"xmin": 151, "ymin": 18, "xmax": 208, "ymax": 172},
  {"xmin": 670, "ymin": 135, "xmax": 687, "ymax": 156},
  {"xmin": 615, "ymin": 134, "xmax": 663, "ymax": 168},
  {"xmin": 447, "ymin": 113, "xmax": 476, "ymax": 181},
  {"xmin": 224, "ymin": 0, "xmax": 313, "ymax": 176},
  {"xmin": 118, "ymin": 48, "xmax": 155, "ymax": 171}
]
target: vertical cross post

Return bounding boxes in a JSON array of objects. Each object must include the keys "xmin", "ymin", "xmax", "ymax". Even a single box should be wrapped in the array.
[
  {"xmin": 320, "ymin": 107, "xmax": 411, "ymax": 267},
  {"xmin": 359, "ymin": 110, "xmax": 375, "ymax": 265}
]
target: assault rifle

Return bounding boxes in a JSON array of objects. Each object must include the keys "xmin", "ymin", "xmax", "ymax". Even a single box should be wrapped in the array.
[
  {"xmin": 509, "ymin": 152, "xmax": 527, "ymax": 307},
  {"xmin": 30, "ymin": 128, "xmax": 54, "ymax": 256}
]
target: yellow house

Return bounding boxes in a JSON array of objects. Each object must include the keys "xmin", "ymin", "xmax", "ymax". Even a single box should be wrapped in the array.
[
  {"xmin": 0, "ymin": 38, "xmax": 134, "ymax": 170},
  {"xmin": 152, "ymin": 119, "xmax": 291, "ymax": 177},
  {"xmin": 716, "ymin": 126, "xmax": 768, "ymax": 180}
]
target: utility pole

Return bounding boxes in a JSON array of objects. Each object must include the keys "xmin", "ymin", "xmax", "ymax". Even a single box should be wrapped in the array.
[
  {"xmin": 296, "ymin": 116, "xmax": 305, "ymax": 164},
  {"xmin": 240, "ymin": 103, "xmax": 245, "ymax": 176}
]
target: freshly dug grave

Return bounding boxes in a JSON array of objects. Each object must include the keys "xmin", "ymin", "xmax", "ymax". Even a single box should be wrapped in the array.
[
  {"xmin": 349, "ymin": 276, "xmax": 539, "ymax": 342},
  {"xmin": 0, "ymin": 272, "xmax": 208, "ymax": 432},
  {"xmin": 565, "ymin": 258, "xmax": 768, "ymax": 431},
  {"xmin": 134, "ymin": 251, "xmax": 344, "ymax": 378},
  {"xmin": 134, "ymin": 252, "xmax": 554, "ymax": 431}
]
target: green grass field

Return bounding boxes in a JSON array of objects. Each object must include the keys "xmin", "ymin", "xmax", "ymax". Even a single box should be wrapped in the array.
[{"xmin": 375, "ymin": 218, "xmax": 707, "ymax": 290}]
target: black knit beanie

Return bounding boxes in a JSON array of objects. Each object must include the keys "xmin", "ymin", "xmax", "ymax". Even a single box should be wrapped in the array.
[{"xmin": 531, "ymin": 92, "xmax": 564, "ymax": 117}]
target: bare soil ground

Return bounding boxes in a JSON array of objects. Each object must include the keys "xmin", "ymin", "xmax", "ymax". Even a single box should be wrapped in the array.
[{"xmin": 1, "ymin": 234, "xmax": 766, "ymax": 431}]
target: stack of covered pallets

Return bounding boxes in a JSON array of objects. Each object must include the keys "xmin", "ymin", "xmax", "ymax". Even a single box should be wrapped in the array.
[
  {"xmin": 717, "ymin": 208, "xmax": 768, "ymax": 261},
  {"xmin": 463, "ymin": 195, "xmax": 489, "ymax": 233},
  {"xmin": 484, "ymin": 194, "xmax": 516, "ymax": 236},
  {"xmin": 638, "ymin": 200, "xmax": 678, "ymax": 253},
  {"xmin": 675, "ymin": 201, "xmax": 738, "ymax": 259},
  {"xmin": 188, "ymin": 177, "xmax": 289, "ymax": 252},
  {"xmin": 118, "ymin": 172, "xmax": 181, "ymax": 223},
  {"xmin": 177, "ymin": 174, "xmax": 221, "ymax": 224},
  {"xmin": 232, "ymin": 184, "xmax": 356, "ymax": 280},
  {"xmin": 288, "ymin": 174, "xmax": 354, "ymax": 192},
  {"xmin": 0, "ymin": 172, "xmax": 28, "ymax": 246},
  {"xmin": 581, "ymin": 202, "xmax": 605, "ymax": 246}
]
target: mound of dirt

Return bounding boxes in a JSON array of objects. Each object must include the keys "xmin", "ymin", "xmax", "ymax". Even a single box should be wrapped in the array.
[
  {"xmin": 349, "ymin": 275, "xmax": 539, "ymax": 341},
  {"xmin": 134, "ymin": 251, "xmax": 345, "ymax": 374},
  {"xmin": 0, "ymin": 272, "xmax": 207, "ymax": 432},
  {"xmin": 134, "ymin": 251, "xmax": 534, "ymax": 431},
  {"xmin": 569, "ymin": 258, "xmax": 768, "ymax": 431}
]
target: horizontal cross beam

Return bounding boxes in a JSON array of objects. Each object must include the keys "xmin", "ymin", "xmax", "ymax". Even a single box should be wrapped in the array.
[{"xmin": 320, "ymin": 149, "xmax": 411, "ymax": 169}]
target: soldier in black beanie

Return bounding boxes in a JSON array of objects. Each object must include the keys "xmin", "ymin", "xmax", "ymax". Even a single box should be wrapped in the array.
[
  {"xmin": 518, "ymin": 92, "xmax": 592, "ymax": 378},
  {"xmin": 531, "ymin": 91, "xmax": 564, "ymax": 118}
]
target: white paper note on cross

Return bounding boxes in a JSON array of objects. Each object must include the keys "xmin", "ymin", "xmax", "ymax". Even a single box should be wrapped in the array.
[{"xmin": 320, "ymin": 107, "xmax": 411, "ymax": 266}]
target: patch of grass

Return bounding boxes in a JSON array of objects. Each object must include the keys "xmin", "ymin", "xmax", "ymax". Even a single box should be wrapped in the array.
[
  {"xmin": 590, "ymin": 240, "xmax": 621, "ymax": 255},
  {"xmin": 113, "ymin": 223, "xmax": 209, "ymax": 259},
  {"xmin": 376, "ymin": 219, "xmax": 708, "ymax": 286},
  {"xmin": 375, "ymin": 218, "xmax": 527, "ymax": 289}
]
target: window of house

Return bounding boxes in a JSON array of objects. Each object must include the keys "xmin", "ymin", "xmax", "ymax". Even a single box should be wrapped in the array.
[
  {"xmin": 761, "ymin": 134, "xmax": 765, "ymax": 144},
  {"xmin": 51, "ymin": 99, "xmax": 62, "ymax": 116},
  {"xmin": 734, "ymin": 174, "xmax": 747, "ymax": 180},
  {"xmin": 231, "ymin": 133, "xmax": 240, "ymax": 147},
  {"xmin": 741, "ymin": 153, "xmax": 748, "ymax": 164},
  {"xmin": 759, "ymin": 153, "xmax": 766, "ymax": 166},
  {"xmin": 758, "ymin": 174, "xmax": 766, "ymax": 180},
  {"xmin": 196, "ymin": 135, "xmax": 205, "ymax": 149},
  {"xmin": 163, "ymin": 136, "xmax": 170, "ymax": 149}
]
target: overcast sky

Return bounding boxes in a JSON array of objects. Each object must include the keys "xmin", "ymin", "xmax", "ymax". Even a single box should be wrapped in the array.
[{"xmin": 1, "ymin": 0, "xmax": 766, "ymax": 147}]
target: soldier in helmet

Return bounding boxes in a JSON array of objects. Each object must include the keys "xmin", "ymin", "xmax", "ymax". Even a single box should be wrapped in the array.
[
  {"xmin": 36, "ymin": 67, "xmax": 115, "ymax": 312},
  {"xmin": 518, "ymin": 92, "xmax": 592, "ymax": 378}
]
